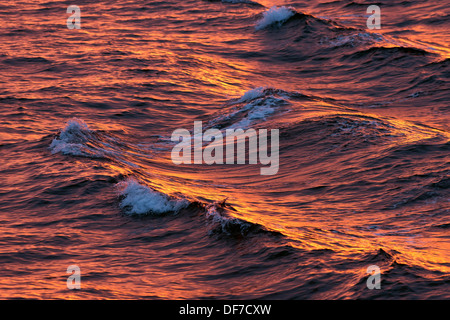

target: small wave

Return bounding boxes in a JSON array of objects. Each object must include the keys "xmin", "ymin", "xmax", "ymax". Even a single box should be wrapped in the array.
[
  {"xmin": 366, "ymin": 248, "xmax": 395, "ymax": 263},
  {"xmin": 208, "ymin": 87, "xmax": 290, "ymax": 129},
  {"xmin": 117, "ymin": 179, "xmax": 189, "ymax": 215},
  {"xmin": 49, "ymin": 118, "xmax": 149, "ymax": 169},
  {"xmin": 255, "ymin": 6, "xmax": 296, "ymax": 30},
  {"xmin": 348, "ymin": 46, "xmax": 432, "ymax": 60},
  {"xmin": 116, "ymin": 180, "xmax": 278, "ymax": 237},
  {"xmin": 326, "ymin": 115, "xmax": 400, "ymax": 139},
  {"xmin": 49, "ymin": 118, "xmax": 103, "ymax": 157},
  {"xmin": 116, "ymin": 181, "xmax": 279, "ymax": 237},
  {"xmin": 254, "ymin": 6, "xmax": 359, "ymax": 35},
  {"xmin": 284, "ymin": 113, "xmax": 403, "ymax": 143},
  {"xmin": 236, "ymin": 86, "xmax": 266, "ymax": 103},
  {"xmin": 206, "ymin": 202, "xmax": 252, "ymax": 235},
  {"xmin": 205, "ymin": 200, "xmax": 271, "ymax": 236},
  {"xmin": 322, "ymin": 32, "xmax": 384, "ymax": 48}
]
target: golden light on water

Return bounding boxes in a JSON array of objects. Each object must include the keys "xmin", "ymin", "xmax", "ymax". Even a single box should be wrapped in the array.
[{"xmin": 0, "ymin": 0, "xmax": 448, "ymax": 300}]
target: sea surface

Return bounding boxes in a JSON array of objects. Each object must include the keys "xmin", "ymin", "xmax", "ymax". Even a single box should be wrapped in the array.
[{"xmin": 0, "ymin": 0, "xmax": 449, "ymax": 299}]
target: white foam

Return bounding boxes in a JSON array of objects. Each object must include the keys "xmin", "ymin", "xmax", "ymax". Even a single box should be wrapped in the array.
[
  {"xmin": 117, "ymin": 179, "xmax": 189, "ymax": 215},
  {"xmin": 49, "ymin": 118, "xmax": 99, "ymax": 157},
  {"xmin": 208, "ymin": 87, "xmax": 289, "ymax": 129},
  {"xmin": 58, "ymin": 118, "xmax": 90, "ymax": 140},
  {"xmin": 236, "ymin": 87, "xmax": 266, "ymax": 103},
  {"xmin": 255, "ymin": 6, "xmax": 296, "ymax": 30},
  {"xmin": 229, "ymin": 96, "xmax": 283, "ymax": 129}
]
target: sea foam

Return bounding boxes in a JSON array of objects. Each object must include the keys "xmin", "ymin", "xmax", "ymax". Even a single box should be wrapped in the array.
[
  {"xmin": 49, "ymin": 118, "xmax": 99, "ymax": 157},
  {"xmin": 210, "ymin": 87, "xmax": 289, "ymax": 129},
  {"xmin": 117, "ymin": 179, "xmax": 189, "ymax": 215},
  {"xmin": 255, "ymin": 6, "xmax": 296, "ymax": 30},
  {"xmin": 236, "ymin": 87, "xmax": 267, "ymax": 103}
]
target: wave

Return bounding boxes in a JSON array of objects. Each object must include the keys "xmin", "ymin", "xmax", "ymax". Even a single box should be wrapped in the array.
[
  {"xmin": 207, "ymin": 87, "xmax": 291, "ymax": 130},
  {"xmin": 255, "ymin": 6, "xmax": 296, "ymax": 30},
  {"xmin": 277, "ymin": 110, "xmax": 449, "ymax": 166},
  {"xmin": 251, "ymin": 4, "xmax": 445, "ymax": 66},
  {"xmin": 116, "ymin": 179, "xmax": 190, "ymax": 215},
  {"xmin": 322, "ymin": 32, "xmax": 384, "ymax": 48},
  {"xmin": 49, "ymin": 118, "xmax": 152, "ymax": 169},
  {"xmin": 205, "ymin": 200, "xmax": 282, "ymax": 237},
  {"xmin": 49, "ymin": 118, "xmax": 103, "ymax": 158},
  {"xmin": 347, "ymin": 46, "xmax": 433, "ymax": 60},
  {"xmin": 254, "ymin": 5, "xmax": 359, "ymax": 33},
  {"xmin": 205, "ymin": 201, "xmax": 255, "ymax": 235},
  {"xmin": 115, "ymin": 179, "xmax": 278, "ymax": 237},
  {"xmin": 235, "ymin": 86, "xmax": 267, "ymax": 103}
]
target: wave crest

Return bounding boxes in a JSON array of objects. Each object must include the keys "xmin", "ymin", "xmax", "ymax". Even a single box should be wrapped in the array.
[
  {"xmin": 117, "ymin": 179, "xmax": 189, "ymax": 215},
  {"xmin": 208, "ymin": 87, "xmax": 291, "ymax": 129},
  {"xmin": 255, "ymin": 6, "xmax": 296, "ymax": 30},
  {"xmin": 49, "ymin": 118, "xmax": 101, "ymax": 157}
]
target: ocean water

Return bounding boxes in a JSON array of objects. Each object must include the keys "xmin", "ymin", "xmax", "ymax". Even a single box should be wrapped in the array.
[{"xmin": 0, "ymin": 0, "xmax": 448, "ymax": 299}]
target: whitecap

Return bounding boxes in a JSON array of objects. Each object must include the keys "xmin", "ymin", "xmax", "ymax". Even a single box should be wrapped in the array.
[
  {"xmin": 117, "ymin": 179, "xmax": 189, "ymax": 215},
  {"xmin": 49, "ymin": 118, "xmax": 101, "ymax": 157},
  {"xmin": 255, "ymin": 6, "xmax": 296, "ymax": 30},
  {"xmin": 236, "ymin": 87, "xmax": 267, "ymax": 103}
]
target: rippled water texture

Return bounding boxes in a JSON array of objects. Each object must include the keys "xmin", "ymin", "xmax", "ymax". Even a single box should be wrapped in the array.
[{"xmin": 0, "ymin": 0, "xmax": 449, "ymax": 299}]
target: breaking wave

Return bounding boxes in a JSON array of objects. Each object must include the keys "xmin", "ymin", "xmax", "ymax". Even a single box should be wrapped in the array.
[
  {"xmin": 255, "ymin": 6, "xmax": 296, "ymax": 30},
  {"xmin": 117, "ymin": 179, "xmax": 190, "ymax": 215}
]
